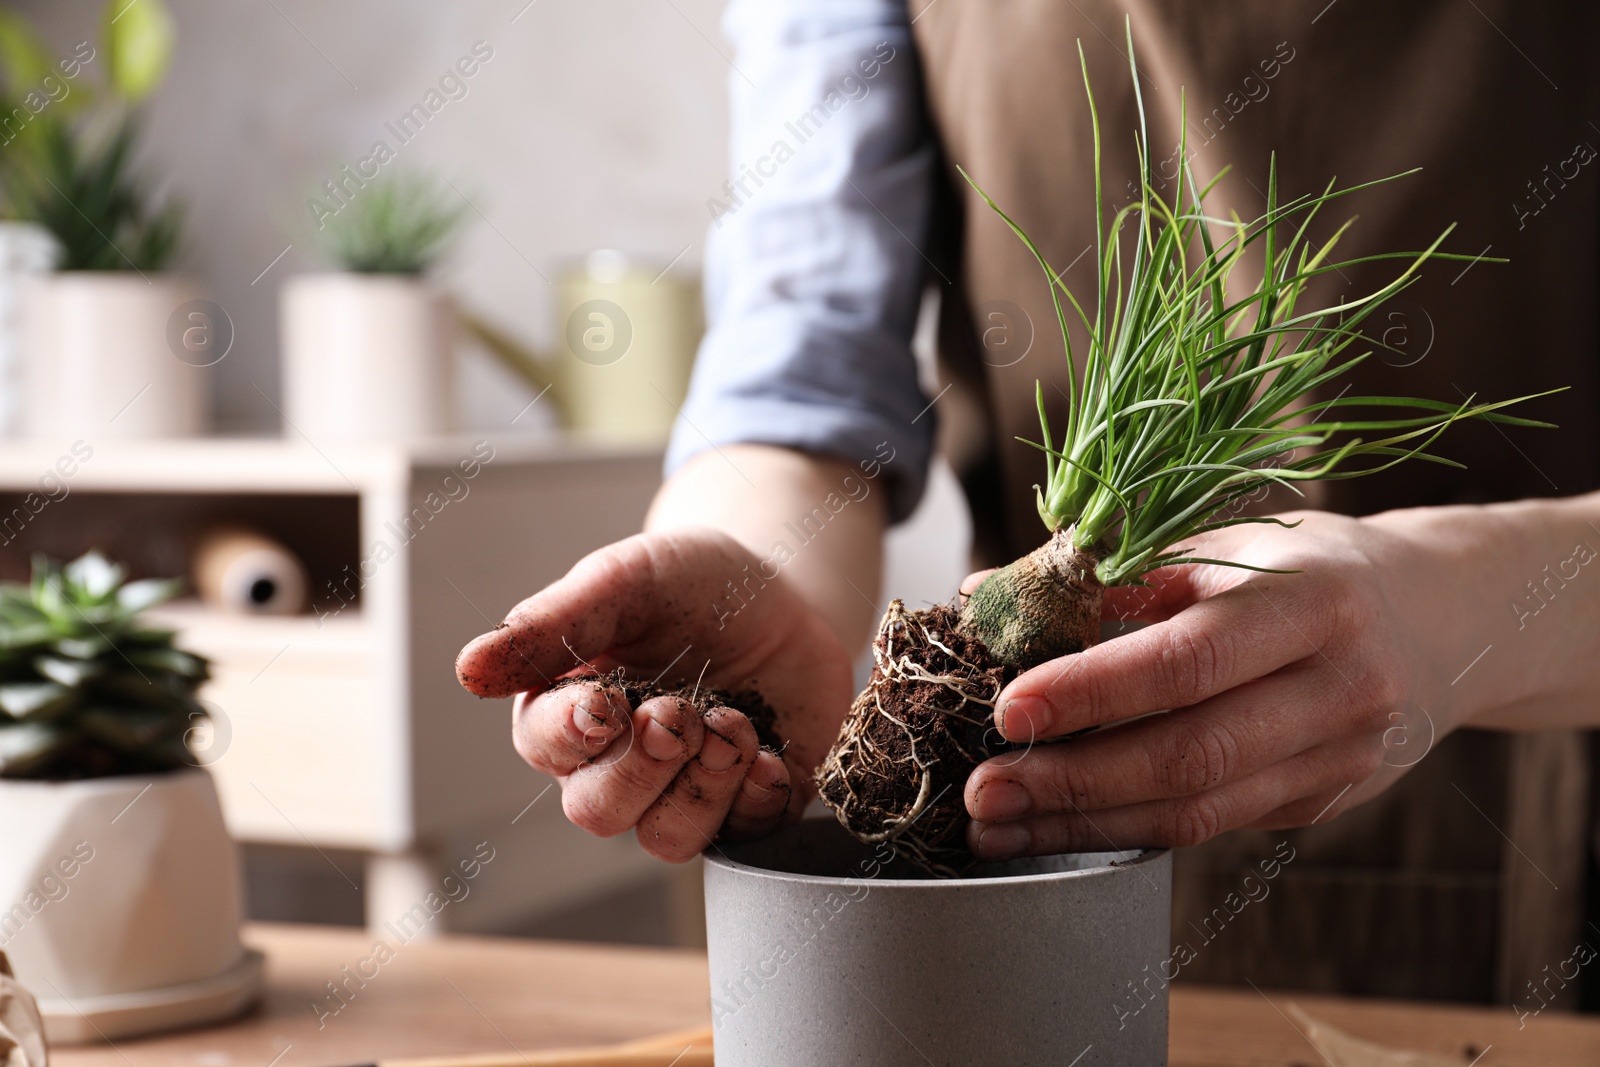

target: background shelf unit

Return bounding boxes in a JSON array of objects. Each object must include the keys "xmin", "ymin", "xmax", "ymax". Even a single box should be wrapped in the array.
[{"xmin": 0, "ymin": 435, "xmax": 669, "ymax": 935}]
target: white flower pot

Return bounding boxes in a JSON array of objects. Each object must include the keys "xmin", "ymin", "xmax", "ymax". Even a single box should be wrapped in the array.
[
  {"xmin": 281, "ymin": 273, "xmax": 455, "ymax": 442},
  {"xmin": 0, "ymin": 223, "xmax": 59, "ymax": 438},
  {"xmin": 0, "ymin": 768, "xmax": 261, "ymax": 1044},
  {"xmin": 21, "ymin": 273, "xmax": 208, "ymax": 440}
]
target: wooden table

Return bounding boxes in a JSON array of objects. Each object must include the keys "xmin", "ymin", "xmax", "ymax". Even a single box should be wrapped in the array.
[{"xmin": 52, "ymin": 924, "xmax": 1600, "ymax": 1067}]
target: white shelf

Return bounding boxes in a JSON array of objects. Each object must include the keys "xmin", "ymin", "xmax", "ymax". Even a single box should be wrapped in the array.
[
  {"xmin": 0, "ymin": 434, "xmax": 656, "ymax": 493},
  {"xmin": 21, "ymin": 437, "xmax": 669, "ymax": 930}
]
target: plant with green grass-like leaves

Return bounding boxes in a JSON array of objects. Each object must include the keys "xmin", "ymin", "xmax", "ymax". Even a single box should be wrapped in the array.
[
  {"xmin": 954, "ymin": 133, "xmax": 1554, "ymax": 665},
  {"xmin": 0, "ymin": 0, "xmax": 183, "ymax": 270},
  {"xmin": 5, "ymin": 117, "xmax": 183, "ymax": 271},
  {"xmin": 316, "ymin": 172, "xmax": 469, "ymax": 275},
  {"xmin": 815, "ymin": 24, "xmax": 1561, "ymax": 875},
  {"xmin": 0, "ymin": 552, "xmax": 209, "ymax": 781}
]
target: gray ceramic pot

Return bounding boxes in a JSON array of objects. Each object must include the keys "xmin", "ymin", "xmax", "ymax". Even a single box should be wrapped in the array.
[{"xmin": 704, "ymin": 818, "xmax": 1171, "ymax": 1066}]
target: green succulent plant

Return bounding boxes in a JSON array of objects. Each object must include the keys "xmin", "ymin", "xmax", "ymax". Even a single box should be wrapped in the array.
[
  {"xmin": 315, "ymin": 171, "xmax": 469, "ymax": 274},
  {"xmin": 0, "ymin": 552, "xmax": 209, "ymax": 780}
]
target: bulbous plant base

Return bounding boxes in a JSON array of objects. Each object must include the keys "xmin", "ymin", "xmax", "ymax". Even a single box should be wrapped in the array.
[
  {"xmin": 959, "ymin": 526, "xmax": 1105, "ymax": 671},
  {"xmin": 814, "ymin": 600, "xmax": 1014, "ymax": 877}
]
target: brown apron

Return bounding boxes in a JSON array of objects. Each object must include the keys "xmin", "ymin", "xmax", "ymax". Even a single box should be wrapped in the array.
[{"xmin": 910, "ymin": 0, "xmax": 1600, "ymax": 1002}]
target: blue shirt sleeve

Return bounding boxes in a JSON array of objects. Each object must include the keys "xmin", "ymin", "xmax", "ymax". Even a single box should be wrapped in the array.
[{"xmin": 664, "ymin": 0, "xmax": 936, "ymax": 523}]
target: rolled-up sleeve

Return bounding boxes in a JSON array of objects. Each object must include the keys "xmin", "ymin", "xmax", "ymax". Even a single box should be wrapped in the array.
[{"xmin": 665, "ymin": 0, "xmax": 936, "ymax": 523}]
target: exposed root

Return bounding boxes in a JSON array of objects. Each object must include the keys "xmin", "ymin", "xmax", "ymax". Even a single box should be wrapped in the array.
[{"xmin": 814, "ymin": 599, "xmax": 1014, "ymax": 877}]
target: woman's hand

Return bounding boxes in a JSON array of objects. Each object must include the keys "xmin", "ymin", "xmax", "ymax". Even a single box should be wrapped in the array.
[
  {"xmin": 456, "ymin": 527, "xmax": 855, "ymax": 862},
  {"xmin": 963, "ymin": 508, "xmax": 1496, "ymax": 860}
]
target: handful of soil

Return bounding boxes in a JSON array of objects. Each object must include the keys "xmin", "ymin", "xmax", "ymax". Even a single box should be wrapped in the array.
[
  {"xmin": 551, "ymin": 670, "xmax": 785, "ymax": 755},
  {"xmin": 814, "ymin": 599, "xmax": 1019, "ymax": 877}
]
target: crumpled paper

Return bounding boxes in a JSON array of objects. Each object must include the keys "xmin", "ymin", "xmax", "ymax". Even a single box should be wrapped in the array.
[
  {"xmin": 0, "ymin": 952, "xmax": 47, "ymax": 1067},
  {"xmin": 1288, "ymin": 1003, "xmax": 1465, "ymax": 1066}
]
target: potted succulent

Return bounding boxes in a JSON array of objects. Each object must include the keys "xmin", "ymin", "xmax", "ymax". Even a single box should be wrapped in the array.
[
  {"xmin": 707, "ymin": 30, "xmax": 1553, "ymax": 1066},
  {"xmin": 282, "ymin": 170, "xmax": 468, "ymax": 441},
  {"xmin": 0, "ymin": 553, "xmax": 259, "ymax": 1044},
  {"xmin": 1, "ymin": 0, "xmax": 201, "ymax": 440}
]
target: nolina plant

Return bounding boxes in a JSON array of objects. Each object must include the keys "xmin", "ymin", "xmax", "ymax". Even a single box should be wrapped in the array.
[{"xmin": 815, "ymin": 27, "xmax": 1559, "ymax": 875}]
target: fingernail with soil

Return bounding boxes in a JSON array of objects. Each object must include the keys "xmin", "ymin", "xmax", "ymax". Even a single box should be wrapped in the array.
[
  {"xmin": 699, "ymin": 731, "xmax": 741, "ymax": 773},
  {"xmin": 641, "ymin": 717, "xmax": 684, "ymax": 761},
  {"xmin": 975, "ymin": 821, "xmax": 1031, "ymax": 861},
  {"xmin": 973, "ymin": 779, "xmax": 1031, "ymax": 821},
  {"xmin": 574, "ymin": 691, "xmax": 622, "ymax": 747},
  {"xmin": 740, "ymin": 775, "xmax": 772, "ymax": 802},
  {"xmin": 999, "ymin": 696, "xmax": 1051, "ymax": 740}
]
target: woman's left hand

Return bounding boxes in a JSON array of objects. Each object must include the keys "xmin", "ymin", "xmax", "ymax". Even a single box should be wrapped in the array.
[{"xmin": 962, "ymin": 508, "xmax": 1494, "ymax": 860}]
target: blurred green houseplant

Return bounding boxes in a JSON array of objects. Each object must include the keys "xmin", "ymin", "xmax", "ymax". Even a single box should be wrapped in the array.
[
  {"xmin": 0, "ymin": 552, "xmax": 209, "ymax": 780},
  {"xmin": 314, "ymin": 171, "xmax": 469, "ymax": 275},
  {"xmin": 306, "ymin": 168, "xmax": 554, "ymax": 403},
  {"xmin": 0, "ymin": 0, "xmax": 183, "ymax": 270},
  {"xmin": 279, "ymin": 168, "xmax": 473, "ymax": 441}
]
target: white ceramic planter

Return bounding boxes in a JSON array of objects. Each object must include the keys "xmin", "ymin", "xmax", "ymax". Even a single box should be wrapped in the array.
[
  {"xmin": 705, "ymin": 819, "xmax": 1171, "ymax": 1066},
  {"xmin": 21, "ymin": 273, "xmax": 207, "ymax": 440},
  {"xmin": 0, "ymin": 223, "xmax": 59, "ymax": 438},
  {"xmin": 281, "ymin": 273, "xmax": 455, "ymax": 442},
  {"xmin": 0, "ymin": 768, "xmax": 261, "ymax": 1043},
  {"xmin": 0, "ymin": 949, "xmax": 48, "ymax": 1065}
]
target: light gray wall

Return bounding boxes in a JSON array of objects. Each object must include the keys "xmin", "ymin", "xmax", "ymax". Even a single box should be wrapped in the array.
[
  {"xmin": 14, "ymin": 0, "xmax": 972, "ymax": 619},
  {"xmin": 14, "ymin": 0, "xmax": 973, "ymax": 610},
  {"xmin": 17, "ymin": 0, "xmax": 731, "ymax": 432},
  {"xmin": 13, "ymin": 2, "xmax": 974, "ymax": 939}
]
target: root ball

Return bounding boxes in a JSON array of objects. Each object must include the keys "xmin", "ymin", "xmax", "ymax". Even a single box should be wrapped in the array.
[{"xmin": 814, "ymin": 599, "xmax": 1016, "ymax": 877}]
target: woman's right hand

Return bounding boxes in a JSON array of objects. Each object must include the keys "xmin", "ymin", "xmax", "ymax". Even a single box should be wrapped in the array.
[{"xmin": 455, "ymin": 527, "xmax": 857, "ymax": 862}]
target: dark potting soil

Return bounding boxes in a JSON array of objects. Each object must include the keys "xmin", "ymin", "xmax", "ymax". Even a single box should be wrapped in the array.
[{"xmin": 549, "ymin": 670, "xmax": 785, "ymax": 754}]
